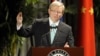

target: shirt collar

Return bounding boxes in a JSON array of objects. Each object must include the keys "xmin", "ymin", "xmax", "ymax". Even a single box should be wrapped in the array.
[{"xmin": 49, "ymin": 17, "xmax": 60, "ymax": 26}]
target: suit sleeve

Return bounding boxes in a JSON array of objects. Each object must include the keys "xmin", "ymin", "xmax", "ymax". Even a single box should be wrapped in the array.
[
  {"xmin": 17, "ymin": 20, "xmax": 36, "ymax": 37},
  {"xmin": 67, "ymin": 28, "xmax": 74, "ymax": 47}
]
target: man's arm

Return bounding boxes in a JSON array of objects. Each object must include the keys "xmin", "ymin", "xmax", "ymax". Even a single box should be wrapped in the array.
[
  {"xmin": 67, "ymin": 28, "xmax": 74, "ymax": 47},
  {"xmin": 64, "ymin": 27, "xmax": 74, "ymax": 47},
  {"xmin": 16, "ymin": 12, "xmax": 32, "ymax": 37}
]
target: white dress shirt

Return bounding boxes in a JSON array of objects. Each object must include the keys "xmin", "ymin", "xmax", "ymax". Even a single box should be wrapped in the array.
[{"xmin": 49, "ymin": 17, "xmax": 60, "ymax": 44}]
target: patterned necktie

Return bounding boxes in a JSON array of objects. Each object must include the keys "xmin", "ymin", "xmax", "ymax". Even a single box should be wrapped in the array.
[{"xmin": 50, "ymin": 24, "xmax": 57, "ymax": 44}]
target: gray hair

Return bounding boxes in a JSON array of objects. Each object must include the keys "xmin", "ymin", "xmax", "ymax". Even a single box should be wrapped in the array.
[{"xmin": 49, "ymin": 1, "xmax": 65, "ymax": 12}]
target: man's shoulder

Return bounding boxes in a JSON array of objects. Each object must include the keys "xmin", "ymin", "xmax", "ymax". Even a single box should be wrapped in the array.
[
  {"xmin": 61, "ymin": 22, "xmax": 71, "ymax": 29},
  {"xmin": 35, "ymin": 18, "xmax": 49, "ymax": 23},
  {"xmin": 59, "ymin": 22, "xmax": 72, "ymax": 34}
]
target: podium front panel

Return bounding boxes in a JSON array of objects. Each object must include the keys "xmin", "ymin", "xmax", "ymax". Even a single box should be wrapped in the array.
[{"xmin": 29, "ymin": 47, "xmax": 83, "ymax": 56}]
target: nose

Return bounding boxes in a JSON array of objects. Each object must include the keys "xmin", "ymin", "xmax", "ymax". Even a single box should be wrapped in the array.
[{"xmin": 54, "ymin": 11, "xmax": 59, "ymax": 15}]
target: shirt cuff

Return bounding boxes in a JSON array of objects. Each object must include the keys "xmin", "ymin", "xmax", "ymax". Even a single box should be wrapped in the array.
[{"xmin": 17, "ymin": 24, "xmax": 22, "ymax": 30}]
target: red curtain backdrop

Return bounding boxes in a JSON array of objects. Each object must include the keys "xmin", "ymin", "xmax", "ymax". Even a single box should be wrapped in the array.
[{"xmin": 77, "ymin": 0, "xmax": 96, "ymax": 56}]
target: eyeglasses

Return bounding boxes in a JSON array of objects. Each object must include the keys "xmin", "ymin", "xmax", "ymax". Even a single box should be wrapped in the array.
[{"xmin": 50, "ymin": 9, "xmax": 63, "ymax": 14}]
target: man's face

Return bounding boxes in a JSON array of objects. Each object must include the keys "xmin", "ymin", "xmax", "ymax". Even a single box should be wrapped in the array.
[{"xmin": 48, "ymin": 6, "xmax": 63, "ymax": 21}]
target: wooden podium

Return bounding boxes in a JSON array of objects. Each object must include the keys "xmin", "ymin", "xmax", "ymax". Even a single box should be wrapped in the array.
[{"xmin": 27, "ymin": 47, "xmax": 84, "ymax": 56}]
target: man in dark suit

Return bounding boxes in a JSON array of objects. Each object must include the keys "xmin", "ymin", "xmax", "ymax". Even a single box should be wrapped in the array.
[{"xmin": 16, "ymin": 1, "xmax": 74, "ymax": 47}]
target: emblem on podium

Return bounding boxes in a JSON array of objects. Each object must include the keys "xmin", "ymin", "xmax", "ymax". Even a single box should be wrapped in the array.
[{"xmin": 48, "ymin": 49, "xmax": 70, "ymax": 56}]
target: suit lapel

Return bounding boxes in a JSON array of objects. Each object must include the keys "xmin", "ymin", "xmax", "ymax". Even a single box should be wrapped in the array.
[
  {"xmin": 43, "ymin": 18, "xmax": 51, "ymax": 45},
  {"xmin": 52, "ymin": 21, "xmax": 63, "ymax": 44},
  {"xmin": 46, "ymin": 32, "xmax": 51, "ymax": 46},
  {"xmin": 43, "ymin": 18, "xmax": 50, "ymax": 31}
]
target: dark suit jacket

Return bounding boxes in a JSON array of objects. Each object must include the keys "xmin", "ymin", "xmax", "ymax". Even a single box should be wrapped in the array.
[{"xmin": 17, "ymin": 18, "xmax": 74, "ymax": 47}]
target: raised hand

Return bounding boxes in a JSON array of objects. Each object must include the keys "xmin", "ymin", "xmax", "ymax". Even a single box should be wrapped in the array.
[{"xmin": 16, "ymin": 12, "xmax": 23, "ymax": 26}]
